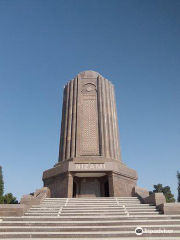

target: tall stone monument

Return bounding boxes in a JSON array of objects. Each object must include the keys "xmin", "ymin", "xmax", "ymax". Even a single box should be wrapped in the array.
[{"xmin": 43, "ymin": 71, "xmax": 138, "ymax": 198}]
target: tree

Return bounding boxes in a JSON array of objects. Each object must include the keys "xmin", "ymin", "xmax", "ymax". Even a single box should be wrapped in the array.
[
  {"xmin": 153, "ymin": 184, "xmax": 163, "ymax": 193},
  {"xmin": 0, "ymin": 166, "xmax": 4, "ymax": 197},
  {"xmin": 177, "ymin": 171, "xmax": 180, "ymax": 202},
  {"xmin": 0, "ymin": 195, "xmax": 4, "ymax": 204},
  {"xmin": 153, "ymin": 183, "xmax": 175, "ymax": 203},
  {"xmin": 3, "ymin": 193, "xmax": 18, "ymax": 204},
  {"xmin": 0, "ymin": 166, "xmax": 18, "ymax": 204}
]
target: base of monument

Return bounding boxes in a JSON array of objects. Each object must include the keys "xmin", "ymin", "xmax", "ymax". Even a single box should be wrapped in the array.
[{"xmin": 42, "ymin": 158, "xmax": 138, "ymax": 198}]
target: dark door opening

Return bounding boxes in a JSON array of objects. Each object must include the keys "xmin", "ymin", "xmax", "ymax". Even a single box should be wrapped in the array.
[
  {"xmin": 73, "ymin": 181, "xmax": 77, "ymax": 198},
  {"xmin": 104, "ymin": 180, "xmax": 110, "ymax": 197}
]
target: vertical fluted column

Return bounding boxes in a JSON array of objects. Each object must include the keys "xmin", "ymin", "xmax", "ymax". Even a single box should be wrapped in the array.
[
  {"xmin": 98, "ymin": 77, "xmax": 122, "ymax": 161},
  {"xmin": 112, "ymin": 85, "xmax": 121, "ymax": 161},
  {"xmin": 105, "ymin": 79, "xmax": 114, "ymax": 159},
  {"xmin": 75, "ymin": 75, "xmax": 81, "ymax": 157},
  {"xmin": 109, "ymin": 81, "xmax": 116, "ymax": 159},
  {"xmin": 109, "ymin": 83, "xmax": 118, "ymax": 160},
  {"xmin": 62, "ymin": 82, "xmax": 70, "ymax": 160},
  {"xmin": 65, "ymin": 80, "xmax": 74, "ymax": 159},
  {"xmin": 97, "ymin": 76, "xmax": 104, "ymax": 156},
  {"xmin": 70, "ymin": 78, "xmax": 77, "ymax": 158},
  {"xmin": 101, "ymin": 78, "xmax": 110, "ymax": 158},
  {"xmin": 58, "ymin": 85, "xmax": 67, "ymax": 161}
]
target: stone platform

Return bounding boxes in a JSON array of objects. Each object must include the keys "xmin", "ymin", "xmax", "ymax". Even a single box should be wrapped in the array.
[{"xmin": 43, "ymin": 158, "xmax": 137, "ymax": 198}]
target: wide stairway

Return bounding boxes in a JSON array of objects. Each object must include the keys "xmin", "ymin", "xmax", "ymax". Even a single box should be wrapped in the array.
[{"xmin": 0, "ymin": 197, "xmax": 180, "ymax": 239}]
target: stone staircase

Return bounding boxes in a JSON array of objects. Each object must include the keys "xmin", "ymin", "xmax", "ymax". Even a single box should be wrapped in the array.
[{"xmin": 0, "ymin": 197, "xmax": 180, "ymax": 239}]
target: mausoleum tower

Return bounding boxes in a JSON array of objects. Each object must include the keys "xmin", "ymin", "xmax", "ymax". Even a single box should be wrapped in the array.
[
  {"xmin": 58, "ymin": 71, "xmax": 122, "ymax": 162},
  {"xmin": 43, "ymin": 71, "xmax": 138, "ymax": 198}
]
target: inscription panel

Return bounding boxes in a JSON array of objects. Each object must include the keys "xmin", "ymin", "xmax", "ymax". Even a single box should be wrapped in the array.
[{"xmin": 80, "ymin": 94, "xmax": 100, "ymax": 156}]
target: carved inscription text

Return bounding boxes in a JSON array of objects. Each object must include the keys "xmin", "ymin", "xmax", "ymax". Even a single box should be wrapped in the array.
[{"xmin": 75, "ymin": 164, "xmax": 105, "ymax": 170}]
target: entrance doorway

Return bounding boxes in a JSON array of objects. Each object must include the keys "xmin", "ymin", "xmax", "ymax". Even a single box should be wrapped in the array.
[
  {"xmin": 72, "ymin": 174, "xmax": 110, "ymax": 198},
  {"xmin": 80, "ymin": 178, "xmax": 101, "ymax": 197}
]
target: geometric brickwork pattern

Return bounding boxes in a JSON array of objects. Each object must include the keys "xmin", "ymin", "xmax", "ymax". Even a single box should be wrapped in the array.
[{"xmin": 80, "ymin": 95, "xmax": 100, "ymax": 156}]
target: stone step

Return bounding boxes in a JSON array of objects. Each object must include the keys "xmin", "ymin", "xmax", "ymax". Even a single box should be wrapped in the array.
[
  {"xmin": 67, "ymin": 202, "xmax": 141, "ymax": 205},
  {"xmin": 41, "ymin": 202, "xmax": 141, "ymax": 206},
  {"xmin": 63, "ymin": 203, "xmax": 142, "ymax": 206},
  {"xmin": 2, "ymin": 215, "xmax": 177, "ymax": 222},
  {"xmin": 43, "ymin": 198, "xmax": 140, "ymax": 203},
  {"xmin": 1, "ymin": 238, "xmax": 180, "ymax": 240},
  {"xmin": 1, "ymin": 219, "xmax": 180, "ymax": 226},
  {"xmin": 68, "ymin": 202, "xmax": 143, "ymax": 204},
  {"xmin": 66, "ymin": 200, "xmax": 140, "ymax": 202},
  {"xmin": 28, "ymin": 209, "xmax": 158, "ymax": 213},
  {"xmin": 25, "ymin": 213, "xmax": 162, "ymax": 217},
  {"xmin": 32, "ymin": 205, "xmax": 157, "ymax": 209},
  {"xmin": 25, "ymin": 211, "xmax": 161, "ymax": 216},
  {"xmin": 67, "ymin": 199, "xmax": 140, "ymax": 201},
  {"xmin": 43, "ymin": 199, "xmax": 67, "ymax": 201},
  {"xmin": 43, "ymin": 200, "xmax": 139, "ymax": 202},
  {"xmin": 29, "ymin": 208, "xmax": 159, "ymax": 213},
  {"xmin": 42, "ymin": 200, "xmax": 142, "ymax": 203},
  {"xmin": 53, "ymin": 199, "xmax": 140, "ymax": 202},
  {"xmin": 33, "ymin": 207, "xmax": 157, "ymax": 211},
  {"xmin": 64, "ymin": 205, "xmax": 155, "ymax": 208},
  {"xmin": 44, "ymin": 197, "xmax": 139, "ymax": 200},
  {"xmin": 28, "ymin": 207, "xmax": 159, "ymax": 211},
  {"xmin": 0, "ymin": 225, "xmax": 179, "ymax": 232},
  {"xmin": 6, "ymin": 216, "xmax": 168, "ymax": 220},
  {"xmin": 62, "ymin": 208, "xmax": 158, "ymax": 211},
  {"xmin": 42, "ymin": 202, "xmax": 141, "ymax": 205},
  {"xmin": 0, "ymin": 231, "xmax": 179, "ymax": 238},
  {"xmin": 39, "ymin": 204, "xmax": 142, "ymax": 208},
  {"xmin": 43, "ymin": 199, "xmax": 140, "ymax": 202},
  {"xmin": 39, "ymin": 205, "xmax": 65, "ymax": 207},
  {"xmin": 40, "ymin": 204, "xmax": 141, "ymax": 207},
  {"xmin": 38, "ymin": 205, "xmax": 144, "ymax": 209}
]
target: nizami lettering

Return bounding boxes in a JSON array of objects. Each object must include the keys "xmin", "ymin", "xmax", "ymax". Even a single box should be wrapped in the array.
[{"xmin": 75, "ymin": 164, "xmax": 105, "ymax": 170}]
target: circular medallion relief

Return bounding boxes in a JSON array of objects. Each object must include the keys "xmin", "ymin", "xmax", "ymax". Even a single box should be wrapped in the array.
[{"xmin": 86, "ymin": 86, "xmax": 93, "ymax": 92}]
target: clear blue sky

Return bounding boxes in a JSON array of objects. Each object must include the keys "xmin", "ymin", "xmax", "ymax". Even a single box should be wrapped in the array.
[{"xmin": 0, "ymin": 0, "xmax": 179, "ymax": 200}]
